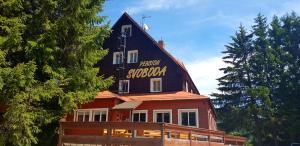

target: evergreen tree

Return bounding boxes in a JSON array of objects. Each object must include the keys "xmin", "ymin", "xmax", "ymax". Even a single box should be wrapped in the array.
[
  {"xmin": 249, "ymin": 14, "xmax": 277, "ymax": 145},
  {"xmin": 212, "ymin": 25, "xmax": 256, "ymax": 141},
  {"xmin": 0, "ymin": 0, "xmax": 113, "ymax": 145},
  {"xmin": 214, "ymin": 13, "xmax": 300, "ymax": 145},
  {"xmin": 213, "ymin": 22, "xmax": 275, "ymax": 145},
  {"xmin": 277, "ymin": 12, "xmax": 300, "ymax": 145}
]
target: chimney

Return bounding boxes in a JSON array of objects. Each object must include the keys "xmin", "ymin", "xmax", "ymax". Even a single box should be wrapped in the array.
[{"xmin": 158, "ymin": 38, "xmax": 165, "ymax": 49}]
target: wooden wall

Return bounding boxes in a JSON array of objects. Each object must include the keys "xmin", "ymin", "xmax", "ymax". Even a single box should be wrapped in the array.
[
  {"xmin": 98, "ymin": 13, "xmax": 199, "ymax": 94},
  {"xmin": 135, "ymin": 99, "xmax": 213, "ymax": 129}
]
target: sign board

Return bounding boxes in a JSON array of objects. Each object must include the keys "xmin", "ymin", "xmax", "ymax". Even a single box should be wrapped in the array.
[{"xmin": 126, "ymin": 60, "xmax": 167, "ymax": 79}]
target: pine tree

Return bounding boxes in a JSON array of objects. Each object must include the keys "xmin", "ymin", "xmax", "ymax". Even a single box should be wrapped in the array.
[
  {"xmin": 213, "ymin": 15, "xmax": 277, "ymax": 146},
  {"xmin": 214, "ymin": 13, "xmax": 300, "ymax": 145},
  {"xmin": 212, "ymin": 25, "xmax": 255, "ymax": 138},
  {"xmin": 276, "ymin": 12, "xmax": 300, "ymax": 144},
  {"xmin": 250, "ymin": 14, "xmax": 276, "ymax": 145},
  {"xmin": 0, "ymin": 0, "xmax": 113, "ymax": 145}
]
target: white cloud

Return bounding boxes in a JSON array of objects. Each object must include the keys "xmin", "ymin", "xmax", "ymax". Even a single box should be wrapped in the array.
[
  {"xmin": 124, "ymin": 0, "xmax": 205, "ymax": 14},
  {"xmin": 185, "ymin": 56, "xmax": 226, "ymax": 96}
]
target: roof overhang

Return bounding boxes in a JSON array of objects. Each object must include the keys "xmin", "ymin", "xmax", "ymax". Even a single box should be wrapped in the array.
[{"xmin": 112, "ymin": 101, "xmax": 142, "ymax": 110}]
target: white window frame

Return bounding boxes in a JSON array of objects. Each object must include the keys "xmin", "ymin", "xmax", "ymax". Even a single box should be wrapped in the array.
[
  {"xmin": 121, "ymin": 25, "xmax": 132, "ymax": 37},
  {"xmin": 113, "ymin": 52, "xmax": 123, "ymax": 64},
  {"xmin": 75, "ymin": 108, "xmax": 108, "ymax": 122},
  {"xmin": 178, "ymin": 109, "xmax": 199, "ymax": 128},
  {"xmin": 150, "ymin": 78, "xmax": 162, "ymax": 92},
  {"xmin": 76, "ymin": 110, "xmax": 90, "ymax": 122},
  {"xmin": 127, "ymin": 50, "xmax": 138, "ymax": 63},
  {"xmin": 132, "ymin": 110, "xmax": 148, "ymax": 122},
  {"xmin": 153, "ymin": 109, "xmax": 172, "ymax": 124},
  {"xmin": 118, "ymin": 80, "xmax": 130, "ymax": 93},
  {"xmin": 92, "ymin": 109, "xmax": 109, "ymax": 122}
]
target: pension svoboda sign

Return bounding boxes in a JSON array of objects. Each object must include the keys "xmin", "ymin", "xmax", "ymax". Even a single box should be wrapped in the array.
[{"xmin": 126, "ymin": 60, "xmax": 167, "ymax": 79}]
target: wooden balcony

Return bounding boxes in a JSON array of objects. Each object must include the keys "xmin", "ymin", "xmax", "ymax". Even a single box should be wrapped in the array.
[{"xmin": 58, "ymin": 122, "xmax": 246, "ymax": 146}]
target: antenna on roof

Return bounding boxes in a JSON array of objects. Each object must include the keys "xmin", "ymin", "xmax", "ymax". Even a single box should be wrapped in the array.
[{"xmin": 141, "ymin": 15, "xmax": 151, "ymax": 31}]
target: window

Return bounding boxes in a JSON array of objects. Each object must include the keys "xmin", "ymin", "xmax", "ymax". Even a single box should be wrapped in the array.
[
  {"xmin": 92, "ymin": 110, "xmax": 108, "ymax": 122},
  {"xmin": 153, "ymin": 110, "xmax": 172, "ymax": 123},
  {"xmin": 113, "ymin": 52, "xmax": 123, "ymax": 64},
  {"xmin": 76, "ymin": 111, "xmax": 90, "ymax": 122},
  {"xmin": 127, "ymin": 50, "xmax": 138, "ymax": 63},
  {"xmin": 119, "ymin": 80, "xmax": 129, "ymax": 93},
  {"xmin": 150, "ymin": 78, "xmax": 162, "ymax": 92},
  {"xmin": 132, "ymin": 110, "xmax": 147, "ymax": 122},
  {"xmin": 121, "ymin": 25, "xmax": 132, "ymax": 37},
  {"xmin": 75, "ymin": 109, "xmax": 108, "ymax": 122},
  {"xmin": 178, "ymin": 109, "xmax": 198, "ymax": 127}
]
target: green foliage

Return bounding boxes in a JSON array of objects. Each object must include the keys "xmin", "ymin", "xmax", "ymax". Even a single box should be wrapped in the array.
[
  {"xmin": 0, "ymin": 0, "xmax": 113, "ymax": 145},
  {"xmin": 0, "ymin": 134, "xmax": 4, "ymax": 146},
  {"xmin": 213, "ymin": 12, "xmax": 300, "ymax": 146}
]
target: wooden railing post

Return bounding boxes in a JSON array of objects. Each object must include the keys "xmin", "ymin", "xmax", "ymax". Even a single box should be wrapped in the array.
[
  {"xmin": 132, "ymin": 129, "xmax": 137, "ymax": 138},
  {"xmin": 161, "ymin": 124, "xmax": 165, "ymax": 146},
  {"xmin": 166, "ymin": 132, "xmax": 171, "ymax": 138},
  {"xmin": 189, "ymin": 131, "xmax": 192, "ymax": 146},
  {"xmin": 208, "ymin": 132, "xmax": 211, "ymax": 146},
  {"xmin": 107, "ymin": 124, "xmax": 112, "ymax": 146}
]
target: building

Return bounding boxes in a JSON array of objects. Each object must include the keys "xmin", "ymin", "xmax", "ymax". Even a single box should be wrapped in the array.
[{"xmin": 58, "ymin": 12, "xmax": 246, "ymax": 146}]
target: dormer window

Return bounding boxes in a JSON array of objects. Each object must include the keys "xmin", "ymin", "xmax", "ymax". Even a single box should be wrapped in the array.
[
  {"xmin": 113, "ymin": 52, "xmax": 123, "ymax": 64},
  {"xmin": 150, "ymin": 78, "xmax": 162, "ymax": 92},
  {"xmin": 121, "ymin": 25, "xmax": 132, "ymax": 37},
  {"xmin": 127, "ymin": 50, "xmax": 138, "ymax": 63}
]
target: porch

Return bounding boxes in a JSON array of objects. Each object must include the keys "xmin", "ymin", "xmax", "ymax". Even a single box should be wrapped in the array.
[{"xmin": 58, "ymin": 122, "xmax": 246, "ymax": 146}]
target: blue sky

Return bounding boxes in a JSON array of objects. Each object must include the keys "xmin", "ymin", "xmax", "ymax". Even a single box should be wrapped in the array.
[{"xmin": 102, "ymin": 0, "xmax": 300, "ymax": 96}]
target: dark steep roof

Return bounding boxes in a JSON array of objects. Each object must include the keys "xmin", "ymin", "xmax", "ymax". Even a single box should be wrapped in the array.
[{"xmin": 111, "ymin": 12, "xmax": 200, "ymax": 94}]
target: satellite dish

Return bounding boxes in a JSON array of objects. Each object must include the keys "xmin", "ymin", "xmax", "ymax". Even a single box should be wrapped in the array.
[
  {"xmin": 142, "ymin": 15, "xmax": 151, "ymax": 31},
  {"xmin": 143, "ymin": 23, "xmax": 150, "ymax": 31}
]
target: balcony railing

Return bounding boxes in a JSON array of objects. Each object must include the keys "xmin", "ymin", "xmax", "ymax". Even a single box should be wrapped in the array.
[{"xmin": 58, "ymin": 121, "xmax": 246, "ymax": 146}]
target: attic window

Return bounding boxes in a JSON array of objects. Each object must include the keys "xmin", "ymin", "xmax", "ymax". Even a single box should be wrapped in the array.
[
  {"xmin": 119, "ymin": 80, "xmax": 129, "ymax": 93},
  {"xmin": 113, "ymin": 52, "xmax": 123, "ymax": 64},
  {"xmin": 127, "ymin": 50, "xmax": 138, "ymax": 63},
  {"xmin": 121, "ymin": 25, "xmax": 132, "ymax": 37},
  {"xmin": 150, "ymin": 78, "xmax": 162, "ymax": 92}
]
